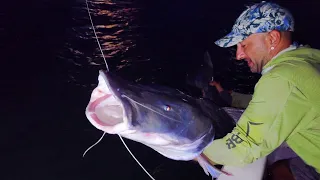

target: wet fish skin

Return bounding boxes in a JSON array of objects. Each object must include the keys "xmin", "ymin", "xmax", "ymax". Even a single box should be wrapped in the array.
[{"xmin": 85, "ymin": 70, "xmax": 239, "ymax": 177}]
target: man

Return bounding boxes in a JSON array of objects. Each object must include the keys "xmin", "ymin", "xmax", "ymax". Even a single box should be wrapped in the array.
[{"xmin": 202, "ymin": 1, "xmax": 320, "ymax": 179}]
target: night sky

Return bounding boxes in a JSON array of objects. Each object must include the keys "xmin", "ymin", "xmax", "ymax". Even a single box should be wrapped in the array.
[{"xmin": 3, "ymin": 0, "xmax": 320, "ymax": 180}]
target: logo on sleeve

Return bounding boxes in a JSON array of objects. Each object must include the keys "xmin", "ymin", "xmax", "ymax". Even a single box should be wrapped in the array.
[
  {"xmin": 225, "ymin": 121, "xmax": 263, "ymax": 149},
  {"xmin": 226, "ymin": 132, "xmax": 244, "ymax": 149},
  {"xmin": 246, "ymin": 121, "xmax": 263, "ymax": 137}
]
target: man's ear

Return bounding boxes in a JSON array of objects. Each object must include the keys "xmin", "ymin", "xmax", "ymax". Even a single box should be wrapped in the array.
[{"xmin": 267, "ymin": 30, "xmax": 281, "ymax": 48}]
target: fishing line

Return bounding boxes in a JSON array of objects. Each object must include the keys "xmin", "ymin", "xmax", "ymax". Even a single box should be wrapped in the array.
[
  {"xmin": 85, "ymin": 0, "xmax": 109, "ymax": 72},
  {"xmin": 83, "ymin": 132, "xmax": 106, "ymax": 157},
  {"xmin": 84, "ymin": 0, "xmax": 156, "ymax": 180}
]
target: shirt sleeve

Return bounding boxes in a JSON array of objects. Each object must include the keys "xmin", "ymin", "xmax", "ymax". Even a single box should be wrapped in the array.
[
  {"xmin": 230, "ymin": 91, "xmax": 253, "ymax": 109},
  {"xmin": 219, "ymin": 90, "xmax": 232, "ymax": 106},
  {"xmin": 203, "ymin": 72, "xmax": 301, "ymax": 167}
]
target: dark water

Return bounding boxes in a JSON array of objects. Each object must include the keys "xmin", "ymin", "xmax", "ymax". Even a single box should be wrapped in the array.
[{"xmin": 3, "ymin": 0, "xmax": 320, "ymax": 180}]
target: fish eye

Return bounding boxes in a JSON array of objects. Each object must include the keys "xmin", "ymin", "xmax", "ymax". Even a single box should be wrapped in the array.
[{"xmin": 163, "ymin": 105, "xmax": 171, "ymax": 111}]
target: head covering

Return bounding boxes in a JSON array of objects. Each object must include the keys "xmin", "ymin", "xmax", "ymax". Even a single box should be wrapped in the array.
[{"xmin": 215, "ymin": 1, "xmax": 295, "ymax": 48}]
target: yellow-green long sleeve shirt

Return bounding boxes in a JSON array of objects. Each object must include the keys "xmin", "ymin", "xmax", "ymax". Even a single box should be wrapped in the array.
[{"xmin": 203, "ymin": 47, "xmax": 320, "ymax": 173}]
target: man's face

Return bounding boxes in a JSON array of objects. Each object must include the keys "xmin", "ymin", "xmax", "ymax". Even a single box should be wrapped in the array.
[{"xmin": 235, "ymin": 33, "xmax": 271, "ymax": 73}]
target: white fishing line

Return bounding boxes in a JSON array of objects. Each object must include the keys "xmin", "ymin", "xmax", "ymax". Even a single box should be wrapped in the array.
[
  {"xmin": 117, "ymin": 134, "xmax": 156, "ymax": 180},
  {"xmin": 85, "ymin": 0, "xmax": 109, "ymax": 72},
  {"xmin": 84, "ymin": 0, "xmax": 156, "ymax": 180},
  {"xmin": 83, "ymin": 132, "xmax": 106, "ymax": 157}
]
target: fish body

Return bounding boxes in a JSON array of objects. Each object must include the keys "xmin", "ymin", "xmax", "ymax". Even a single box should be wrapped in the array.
[{"xmin": 85, "ymin": 70, "xmax": 241, "ymax": 177}]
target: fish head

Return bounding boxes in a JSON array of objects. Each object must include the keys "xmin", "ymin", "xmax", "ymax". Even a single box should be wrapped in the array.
[{"xmin": 85, "ymin": 70, "xmax": 216, "ymax": 160}]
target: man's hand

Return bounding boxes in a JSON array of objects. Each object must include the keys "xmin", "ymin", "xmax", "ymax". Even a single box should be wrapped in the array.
[
  {"xmin": 209, "ymin": 81, "xmax": 224, "ymax": 93},
  {"xmin": 209, "ymin": 81, "xmax": 219, "ymax": 87}
]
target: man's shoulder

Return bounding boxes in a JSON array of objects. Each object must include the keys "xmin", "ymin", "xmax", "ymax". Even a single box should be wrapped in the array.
[
  {"xmin": 269, "ymin": 59, "xmax": 319, "ymax": 82},
  {"xmin": 268, "ymin": 46, "xmax": 320, "ymax": 75},
  {"xmin": 283, "ymin": 47, "xmax": 320, "ymax": 59},
  {"xmin": 272, "ymin": 59, "xmax": 311, "ymax": 73},
  {"xmin": 259, "ymin": 55, "xmax": 320, "ymax": 98},
  {"xmin": 271, "ymin": 47, "xmax": 320, "ymax": 69}
]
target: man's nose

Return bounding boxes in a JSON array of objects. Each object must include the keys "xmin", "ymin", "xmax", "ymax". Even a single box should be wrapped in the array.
[{"xmin": 236, "ymin": 44, "xmax": 245, "ymax": 60}]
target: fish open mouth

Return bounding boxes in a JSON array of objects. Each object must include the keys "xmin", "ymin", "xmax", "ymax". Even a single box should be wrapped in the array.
[{"xmin": 85, "ymin": 71, "xmax": 128, "ymax": 134}]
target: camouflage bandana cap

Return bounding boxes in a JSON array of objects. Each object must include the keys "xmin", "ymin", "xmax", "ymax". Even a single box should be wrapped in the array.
[{"xmin": 215, "ymin": 1, "xmax": 295, "ymax": 48}]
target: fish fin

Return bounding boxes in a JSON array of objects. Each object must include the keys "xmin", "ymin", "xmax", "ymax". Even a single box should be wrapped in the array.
[
  {"xmin": 203, "ymin": 51, "xmax": 213, "ymax": 69},
  {"xmin": 196, "ymin": 156, "xmax": 210, "ymax": 176},
  {"xmin": 196, "ymin": 155, "xmax": 233, "ymax": 178}
]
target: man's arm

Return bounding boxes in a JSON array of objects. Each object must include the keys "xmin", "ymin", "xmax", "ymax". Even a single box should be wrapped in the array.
[
  {"xmin": 230, "ymin": 91, "xmax": 253, "ymax": 109},
  {"xmin": 209, "ymin": 81, "xmax": 232, "ymax": 106},
  {"xmin": 203, "ymin": 72, "xmax": 302, "ymax": 166}
]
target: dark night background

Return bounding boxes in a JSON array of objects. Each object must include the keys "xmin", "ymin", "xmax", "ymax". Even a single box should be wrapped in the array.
[{"xmin": 2, "ymin": 0, "xmax": 320, "ymax": 180}]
